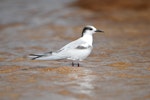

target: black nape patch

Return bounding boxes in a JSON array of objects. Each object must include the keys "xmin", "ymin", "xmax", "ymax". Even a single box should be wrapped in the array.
[{"xmin": 81, "ymin": 27, "xmax": 93, "ymax": 37}]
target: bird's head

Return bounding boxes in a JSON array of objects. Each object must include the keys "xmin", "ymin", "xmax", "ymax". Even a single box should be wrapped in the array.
[{"xmin": 81, "ymin": 25, "xmax": 104, "ymax": 37}]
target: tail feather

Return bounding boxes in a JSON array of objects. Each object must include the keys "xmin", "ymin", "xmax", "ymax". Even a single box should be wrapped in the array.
[
  {"xmin": 29, "ymin": 51, "xmax": 53, "ymax": 60},
  {"xmin": 29, "ymin": 52, "xmax": 65, "ymax": 60},
  {"xmin": 29, "ymin": 54, "xmax": 45, "ymax": 60}
]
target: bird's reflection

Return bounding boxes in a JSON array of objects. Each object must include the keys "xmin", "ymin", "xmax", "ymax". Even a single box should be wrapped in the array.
[{"xmin": 68, "ymin": 68, "xmax": 97, "ymax": 96}]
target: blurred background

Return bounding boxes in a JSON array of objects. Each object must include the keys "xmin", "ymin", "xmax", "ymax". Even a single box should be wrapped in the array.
[{"xmin": 0, "ymin": 0, "xmax": 150, "ymax": 100}]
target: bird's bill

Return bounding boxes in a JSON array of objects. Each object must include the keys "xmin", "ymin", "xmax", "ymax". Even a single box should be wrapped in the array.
[{"xmin": 95, "ymin": 30, "xmax": 104, "ymax": 32}]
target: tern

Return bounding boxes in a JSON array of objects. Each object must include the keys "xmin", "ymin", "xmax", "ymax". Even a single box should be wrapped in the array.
[{"xmin": 29, "ymin": 25, "xmax": 104, "ymax": 67}]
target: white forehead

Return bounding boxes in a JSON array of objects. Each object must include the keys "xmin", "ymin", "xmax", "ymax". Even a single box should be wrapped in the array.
[{"xmin": 86, "ymin": 25, "xmax": 96, "ymax": 30}]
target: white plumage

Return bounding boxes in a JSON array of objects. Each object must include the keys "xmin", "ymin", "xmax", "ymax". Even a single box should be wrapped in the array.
[{"xmin": 29, "ymin": 25, "xmax": 103, "ymax": 66}]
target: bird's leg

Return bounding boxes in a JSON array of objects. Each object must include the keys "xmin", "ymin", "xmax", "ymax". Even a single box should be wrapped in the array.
[
  {"xmin": 76, "ymin": 60, "xmax": 80, "ymax": 67},
  {"xmin": 72, "ymin": 62, "xmax": 74, "ymax": 66},
  {"xmin": 77, "ymin": 63, "xmax": 80, "ymax": 67}
]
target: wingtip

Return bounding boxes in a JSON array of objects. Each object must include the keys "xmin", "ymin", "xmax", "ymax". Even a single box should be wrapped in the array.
[
  {"xmin": 29, "ymin": 54, "xmax": 39, "ymax": 60},
  {"xmin": 29, "ymin": 54, "xmax": 37, "ymax": 56},
  {"xmin": 31, "ymin": 57, "xmax": 36, "ymax": 60}
]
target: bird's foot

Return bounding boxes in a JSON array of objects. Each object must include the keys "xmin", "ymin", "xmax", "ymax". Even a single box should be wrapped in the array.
[
  {"xmin": 77, "ymin": 63, "xmax": 80, "ymax": 67},
  {"xmin": 72, "ymin": 62, "xmax": 74, "ymax": 66},
  {"xmin": 71, "ymin": 62, "xmax": 80, "ymax": 67}
]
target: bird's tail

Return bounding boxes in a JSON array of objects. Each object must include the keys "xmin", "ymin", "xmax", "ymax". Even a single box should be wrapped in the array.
[
  {"xmin": 29, "ymin": 54, "xmax": 46, "ymax": 60},
  {"xmin": 29, "ymin": 52, "xmax": 65, "ymax": 60}
]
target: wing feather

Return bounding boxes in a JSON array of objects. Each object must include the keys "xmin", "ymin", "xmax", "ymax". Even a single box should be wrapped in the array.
[{"xmin": 58, "ymin": 38, "xmax": 86, "ymax": 51}]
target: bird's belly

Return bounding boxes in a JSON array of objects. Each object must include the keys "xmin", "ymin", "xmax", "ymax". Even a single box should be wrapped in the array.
[{"xmin": 67, "ymin": 48, "xmax": 92, "ymax": 61}]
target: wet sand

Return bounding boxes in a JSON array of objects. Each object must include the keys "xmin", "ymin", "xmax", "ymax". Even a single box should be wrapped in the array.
[{"xmin": 0, "ymin": 0, "xmax": 150, "ymax": 100}]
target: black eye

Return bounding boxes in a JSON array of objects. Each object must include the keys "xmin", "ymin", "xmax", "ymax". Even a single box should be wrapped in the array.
[
  {"xmin": 89, "ymin": 28, "xmax": 92, "ymax": 30},
  {"xmin": 86, "ymin": 27, "xmax": 92, "ymax": 30}
]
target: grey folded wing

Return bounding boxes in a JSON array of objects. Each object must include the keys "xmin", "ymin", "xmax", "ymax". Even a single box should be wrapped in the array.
[{"xmin": 57, "ymin": 38, "xmax": 89, "ymax": 52}]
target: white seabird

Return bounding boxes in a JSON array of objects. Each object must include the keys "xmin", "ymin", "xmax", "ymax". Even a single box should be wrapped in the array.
[{"xmin": 29, "ymin": 25, "xmax": 104, "ymax": 67}]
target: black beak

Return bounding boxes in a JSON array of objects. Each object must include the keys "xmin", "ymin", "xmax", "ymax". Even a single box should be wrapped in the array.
[{"xmin": 95, "ymin": 30, "xmax": 104, "ymax": 32}]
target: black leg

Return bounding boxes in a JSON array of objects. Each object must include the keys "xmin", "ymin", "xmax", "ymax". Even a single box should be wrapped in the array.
[
  {"xmin": 77, "ymin": 63, "xmax": 80, "ymax": 67},
  {"xmin": 72, "ymin": 62, "xmax": 74, "ymax": 66}
]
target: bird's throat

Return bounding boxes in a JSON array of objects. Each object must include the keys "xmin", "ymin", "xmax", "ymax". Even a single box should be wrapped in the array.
[{"xmin": 81, "ymin": 34, "xmax": 93, "ymax": 46}]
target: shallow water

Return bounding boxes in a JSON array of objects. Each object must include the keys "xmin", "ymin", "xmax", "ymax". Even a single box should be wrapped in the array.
[{"xmin": 0, "ymin": 0, "xmax": 150, "ymax": 100}]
